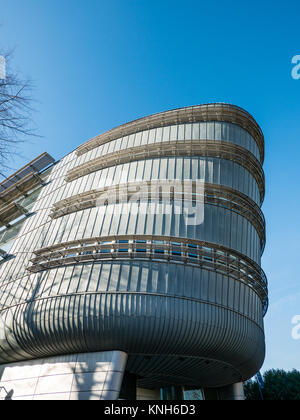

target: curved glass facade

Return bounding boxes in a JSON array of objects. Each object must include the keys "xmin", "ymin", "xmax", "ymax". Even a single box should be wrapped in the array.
[
  {"xmin": 76, "ymin": 122, "xmax": 261, "ymax": 162},
  {"xmin": 0, "ymin": 104, "xmax": 268, "ymax": 393}
]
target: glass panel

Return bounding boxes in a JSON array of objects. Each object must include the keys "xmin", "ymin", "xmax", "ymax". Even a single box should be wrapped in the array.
[
  {"xmin": 183, "ymin": 388, "xmax": 204, "ymax": 400},
  {"xmin": 160, "ymin": 386, "xmax": 183, "ymax": 400}
]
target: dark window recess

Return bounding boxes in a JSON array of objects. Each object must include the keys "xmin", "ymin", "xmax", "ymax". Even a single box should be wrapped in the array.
[{"xmin": 172, "ymin": 251, "xmax": 181, "ymax": 256}]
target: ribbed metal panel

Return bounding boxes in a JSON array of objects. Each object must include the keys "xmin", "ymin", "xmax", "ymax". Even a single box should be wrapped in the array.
[
  {"xmin": 66, "ymin": 141, "xmax": 265, "ymax": 203},
  {"xmin": 76, "ymin": 104, "xmax": 265, "ymax": 163},
  {"xmin": 0, "ymin": 104, "xmax": 268, "ymax": 388},
  {"xmin": 76, "ymin": 121, "xmax": 261, "ymax": 162},
  {"xmin": 0, "ymin": 289, "xmax": 264, "ymax": 387}
]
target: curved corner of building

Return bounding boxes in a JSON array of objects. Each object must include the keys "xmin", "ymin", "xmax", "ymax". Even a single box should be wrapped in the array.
[{"xmin": 0, "ymin": 103, "xmax": 268, "ymax": 400}]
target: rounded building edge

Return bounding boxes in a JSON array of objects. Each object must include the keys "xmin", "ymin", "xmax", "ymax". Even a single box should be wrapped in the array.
[
  {"xmin": 76, "ymin": 103, "xmax": 265, "ymax": 163},
  {"xmin": 0, "ymin": 292, "xmax": 265, "ymax": 388}
]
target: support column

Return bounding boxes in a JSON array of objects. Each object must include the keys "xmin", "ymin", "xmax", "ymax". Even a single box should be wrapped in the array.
[{"xmin": 218, "ymin": 382, "xmax": 245, "ymax": 400}]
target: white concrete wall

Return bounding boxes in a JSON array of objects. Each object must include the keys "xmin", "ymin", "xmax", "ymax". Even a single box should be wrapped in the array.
[{"xmin": 0, "ymin": 350, "xmax": 127, "ymax": 400}]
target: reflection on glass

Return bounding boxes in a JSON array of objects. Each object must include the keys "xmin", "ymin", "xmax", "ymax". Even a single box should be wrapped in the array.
[{"xmin": 183, "ymin": 388, "xmax": 204, "ymax": 400}]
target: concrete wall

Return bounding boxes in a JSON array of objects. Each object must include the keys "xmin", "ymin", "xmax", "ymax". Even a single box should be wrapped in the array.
[{"xmin": 0, "ymin": 350, "xmax": 127, "ymax": 400}]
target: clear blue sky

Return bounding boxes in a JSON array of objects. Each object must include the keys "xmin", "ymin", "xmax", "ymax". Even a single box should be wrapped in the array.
[{"xmin": 1, "ymin": 0, "xmax": 300, "ymax": 373}]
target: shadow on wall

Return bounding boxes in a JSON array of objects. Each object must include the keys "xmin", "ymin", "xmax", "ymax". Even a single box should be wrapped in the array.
[
  {"xmin": 0, "ymin": 366, "xmax": 14, "ymax": 400},
  {"xmin": 0, "ymin": 351, "xmax": 127, "ymax": 400}
]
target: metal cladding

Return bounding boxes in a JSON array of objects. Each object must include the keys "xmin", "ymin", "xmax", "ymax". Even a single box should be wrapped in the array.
[{"xmin": 0, "ymin": 104, "xmax": 268, "ymax": 389}]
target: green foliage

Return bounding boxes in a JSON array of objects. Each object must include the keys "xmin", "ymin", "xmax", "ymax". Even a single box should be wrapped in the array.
[{"xmin": 244, "ymin": 369, "xmax": 300, "ymax": 400}]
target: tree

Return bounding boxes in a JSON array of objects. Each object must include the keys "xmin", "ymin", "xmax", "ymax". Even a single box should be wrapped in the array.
[
  {"xmin": 0, "ymin": 49, "xmax": 35, "ymax": 177},
  {"xmin": 244, "ymin": 369, "xmax": 300, "ymax": 400}
]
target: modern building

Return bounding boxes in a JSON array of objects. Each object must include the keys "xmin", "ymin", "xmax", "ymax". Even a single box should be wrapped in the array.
[{"xmin": 0, "ymin": 103, "xmax": 268, "ymax": 400}]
